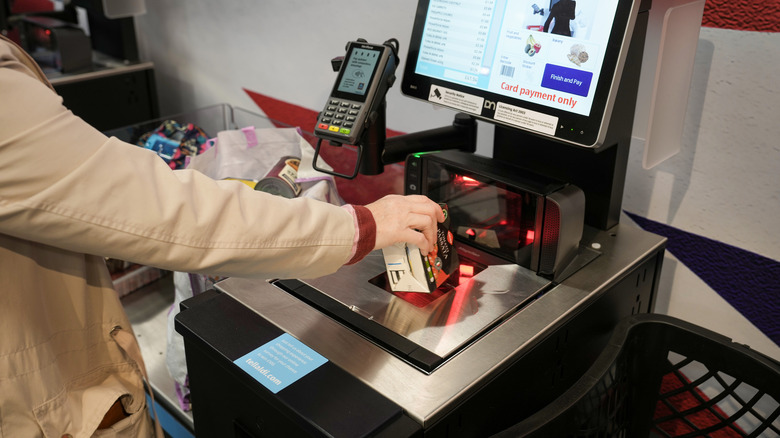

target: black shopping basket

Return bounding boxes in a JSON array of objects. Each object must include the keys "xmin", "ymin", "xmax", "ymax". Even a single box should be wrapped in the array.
[{"xmin": 493, "ymin": 313, "xmax": 780, "ymax": 437}]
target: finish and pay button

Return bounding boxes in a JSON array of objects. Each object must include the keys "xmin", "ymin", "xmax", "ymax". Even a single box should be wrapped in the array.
[{"xmin": 541, "ymin": 64, "xmax": 593, "ymax": 97}]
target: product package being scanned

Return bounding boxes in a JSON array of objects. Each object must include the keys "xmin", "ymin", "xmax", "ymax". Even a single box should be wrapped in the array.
[{"xmin": 382, "ymin": 204, "xmax": 459, "ymax": 293}]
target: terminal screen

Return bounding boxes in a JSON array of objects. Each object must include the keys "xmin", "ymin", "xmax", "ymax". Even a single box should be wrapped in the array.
[
  {"xmin": 401, "ymin": 0, "xmax": 637, "ymax": 146},
  {"xmin": 336, "ymin": 46, "xmax": 382, "ymax": 99}
]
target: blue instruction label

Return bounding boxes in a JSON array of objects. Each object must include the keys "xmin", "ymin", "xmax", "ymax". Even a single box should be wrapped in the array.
[{"xmin": 233, "ymin": 333, "xmax": 328, "ymax": 394}]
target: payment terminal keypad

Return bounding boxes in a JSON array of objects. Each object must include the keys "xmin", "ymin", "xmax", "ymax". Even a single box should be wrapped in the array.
[{"xmin": 317, "ymin": 99, "xmax": 362, "ymax": 143}]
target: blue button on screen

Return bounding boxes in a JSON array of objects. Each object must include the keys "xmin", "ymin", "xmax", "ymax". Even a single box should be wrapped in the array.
[{"xmin": 541, "ymin": 64, "xmax": 593, "ymax": 97}]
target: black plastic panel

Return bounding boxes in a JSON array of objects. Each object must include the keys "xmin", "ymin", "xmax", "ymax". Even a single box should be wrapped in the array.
[
  {"xmin": 175, "ymin": 290, "xmax": 420, "ymax": 437},
  {"xmin": 274, "ymin": 279, "xmax": 445, "ymax": 372}
]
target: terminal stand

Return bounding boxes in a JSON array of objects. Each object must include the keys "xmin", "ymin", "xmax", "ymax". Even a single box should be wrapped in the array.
[
  {"xmin": 382, "ymin": 111, "xmax": 477, "ymax": 164},
  {"xmin": 313, "ymin": 99, "xmax": 478, "ymax": 179},
  {"xmin": 313, "ymin": 48, "xmax": 478, "ymax": 179}
]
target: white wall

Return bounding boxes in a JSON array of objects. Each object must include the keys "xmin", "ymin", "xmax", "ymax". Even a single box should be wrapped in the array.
[
  {"xmin": 623, "ymin": 27, "xmax": 780, "ymax": 359},
  {"xmin": 134, "ymin": 1, "xmax": 780, "ymax": 360},
  {"xmin": 135, "ymin": 0, "xmax": 460, "ymax": 136}
]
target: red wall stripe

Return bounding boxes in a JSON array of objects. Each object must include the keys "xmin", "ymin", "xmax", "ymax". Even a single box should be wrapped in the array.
[{"xmin": 702, "ymin": 0, "xmax": 780, "ymax": 32}]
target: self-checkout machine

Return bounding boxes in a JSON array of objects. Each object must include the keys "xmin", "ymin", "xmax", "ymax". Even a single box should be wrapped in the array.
[{"xmin": 175, "ymin": 0, "xmax": 704, "ymax": 436}]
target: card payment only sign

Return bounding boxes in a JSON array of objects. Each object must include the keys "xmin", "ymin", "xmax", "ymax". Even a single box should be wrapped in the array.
[{"xmin": 234, "ymin": 333, "xmax": 328, "ymax": 394}]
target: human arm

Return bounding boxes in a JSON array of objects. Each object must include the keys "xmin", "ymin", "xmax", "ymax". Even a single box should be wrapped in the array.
[
  {"xmin": 0, "ymin": 37, "xmax": 443, "ymax": 279},
  {"xmin": 0, "ymin": 39, "xmax": 357, "ymax": 279}
]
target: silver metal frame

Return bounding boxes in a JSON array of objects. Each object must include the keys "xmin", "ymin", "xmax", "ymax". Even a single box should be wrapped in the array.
[{"xmin": 217, "ymin": 222, "xmax": 665, "ymax": 427}]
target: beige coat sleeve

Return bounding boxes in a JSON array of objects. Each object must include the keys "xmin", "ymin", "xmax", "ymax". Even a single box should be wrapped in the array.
[{"xmin": 0, "ymin": 41, "xmax": 355, "ymax": 280}]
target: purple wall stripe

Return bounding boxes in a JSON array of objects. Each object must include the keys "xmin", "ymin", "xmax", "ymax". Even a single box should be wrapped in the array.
[{"xmin": 625, "ymin": 211, "xmax": 780, "ymax": 348}]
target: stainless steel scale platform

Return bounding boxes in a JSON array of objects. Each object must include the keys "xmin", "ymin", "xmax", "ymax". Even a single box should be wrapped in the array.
[{"xmin": 176, "ymin": 222, "xmax": 665, "ymax": 437}]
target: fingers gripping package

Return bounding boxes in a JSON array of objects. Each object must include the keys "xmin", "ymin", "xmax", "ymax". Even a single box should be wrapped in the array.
[{"xmin": 382, "ymin": 204, "xmax": 459, "ymax": 293}]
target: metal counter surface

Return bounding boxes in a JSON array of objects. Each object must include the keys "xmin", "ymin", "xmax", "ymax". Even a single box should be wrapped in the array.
[
  {"xmin": 216, "ymin": 223, "xmax": 665, "ymax": 426},
  {"xmin": 304, "ymin": 256, "xmax": 551, "ymax": 359}
]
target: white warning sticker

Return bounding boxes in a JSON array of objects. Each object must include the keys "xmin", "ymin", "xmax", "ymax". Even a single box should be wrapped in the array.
[
  {"xmin": 428, "ymin": 85, "xmax": 484, "ymax": 115},
  {"xmin": 494, "ymin": 102, "xmax": 558, "ymax": 136}
]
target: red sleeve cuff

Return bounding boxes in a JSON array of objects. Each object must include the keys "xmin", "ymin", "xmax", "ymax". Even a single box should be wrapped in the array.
[{"xmin": 346, "ymin": 205, "xmax": 376, "ymax": 265}]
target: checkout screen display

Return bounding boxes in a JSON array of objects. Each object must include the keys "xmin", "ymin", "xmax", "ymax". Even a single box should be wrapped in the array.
[
  {"xmin": 414, "ymin": 0, "xmax": 620, "ymax": 116},
  {"xmin": 426, "ymin": 161, "xmax": 537, "ymax": 264},
  {"xmin": 336, "ymin": 46, "xmax": 382, "ymax": 99}
]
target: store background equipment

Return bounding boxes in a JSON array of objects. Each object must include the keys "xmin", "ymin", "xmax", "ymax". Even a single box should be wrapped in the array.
[
  {"xmin": 175, "ymin": 0, "xmax": 706, "ymax": 435},
  {"xmin": 1, "ymin": 0, "xmax": 157, "ymax": 131}
]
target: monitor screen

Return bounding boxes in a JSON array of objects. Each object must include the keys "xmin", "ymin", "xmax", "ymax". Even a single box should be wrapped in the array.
[{"xmin": 401, "ymin": 0, "xmax": 640, "ymax": 147}]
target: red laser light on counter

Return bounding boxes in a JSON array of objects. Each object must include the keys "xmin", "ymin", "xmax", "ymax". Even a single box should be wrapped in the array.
[
  {"xmin": 455, "ymin": 175, "xmax": 480, "ymax": 187},
  {"xmin": 525, "ymin": 230, "xmax": 535, "ymax": 245}
]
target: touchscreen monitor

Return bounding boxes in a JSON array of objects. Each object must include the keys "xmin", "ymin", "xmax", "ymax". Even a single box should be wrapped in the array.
[{"xmin": 401, "ymin": 0, "xmax": 640, "ymax": 147}]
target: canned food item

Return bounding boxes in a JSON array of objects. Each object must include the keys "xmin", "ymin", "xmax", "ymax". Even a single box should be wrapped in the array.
[{"xmin": 255, "ymin": 156, "xmax": 302, "ymax": 198}]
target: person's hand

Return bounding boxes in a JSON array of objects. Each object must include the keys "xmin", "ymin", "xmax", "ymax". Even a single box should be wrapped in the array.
[{"xmin": 365, "ymin": 194, "xmax": 445, "ymax": 254}]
